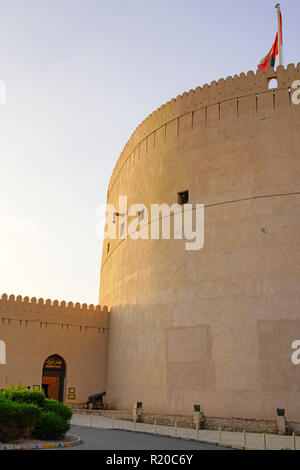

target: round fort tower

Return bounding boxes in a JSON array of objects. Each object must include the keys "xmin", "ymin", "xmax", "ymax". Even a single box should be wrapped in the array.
[{"xmin": 99, "ymin": 65, "xmax": 300, "ymax": 420}]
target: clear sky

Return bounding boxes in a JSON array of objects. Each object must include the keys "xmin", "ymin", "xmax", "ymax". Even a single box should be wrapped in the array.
[{"xmin": 0, "ymin": 0, "xmax": 299, "ymax": 305}]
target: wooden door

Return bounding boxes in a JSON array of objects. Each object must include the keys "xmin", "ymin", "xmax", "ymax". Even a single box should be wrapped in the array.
[{"xmin": 42, "ymin": 376, "xmax": 60, "ymax": 401}]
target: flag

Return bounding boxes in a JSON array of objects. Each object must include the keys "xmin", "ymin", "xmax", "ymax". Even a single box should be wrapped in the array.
[{"xmin": 258, "ymin": 12, "xmax": 282, "ymax": 73}]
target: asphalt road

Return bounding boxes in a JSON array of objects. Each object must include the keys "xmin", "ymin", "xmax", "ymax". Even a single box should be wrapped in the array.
[{"xmin": 57, "ymin": 425, "xmax": 230, "ymax": 450}]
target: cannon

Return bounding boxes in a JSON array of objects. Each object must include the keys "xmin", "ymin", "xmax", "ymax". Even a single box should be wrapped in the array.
[{"xmin": 85, "ymin": 391, "xmax": 108, "ymax": 410}]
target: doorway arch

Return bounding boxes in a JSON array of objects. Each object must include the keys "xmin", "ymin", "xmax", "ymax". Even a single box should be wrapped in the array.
[{"xmin": 42, "ymin": 354, "xmax": 66, "ymax": 402}]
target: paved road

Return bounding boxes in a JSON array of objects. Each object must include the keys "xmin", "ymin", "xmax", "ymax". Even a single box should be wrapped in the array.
[{"xmin": 59, "ymin": 425, "xmax": 229, "ymax": 450}]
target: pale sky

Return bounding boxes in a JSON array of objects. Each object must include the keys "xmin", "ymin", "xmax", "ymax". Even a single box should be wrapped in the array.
[{"xmin": 0, "ymin": 0, "xmax": 299, "ymax": 305}]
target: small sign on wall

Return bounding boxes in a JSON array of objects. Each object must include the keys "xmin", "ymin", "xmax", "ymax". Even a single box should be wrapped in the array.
[
  {"xmin": 68, "ymin": 394, "xmax": 76, "ymax": 400},
  {"xmin": 68, "ymin": 387, "xmax": 75, "ymax": 393}
]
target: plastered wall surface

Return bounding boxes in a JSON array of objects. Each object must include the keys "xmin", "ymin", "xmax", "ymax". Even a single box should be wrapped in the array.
[
  {"xmin": 100, "ymin": 65, "xmax": 300, "ymax": 420},
  {"xmin": 0, "ymin": 294, "xmax": 109, "ymax": 403}
]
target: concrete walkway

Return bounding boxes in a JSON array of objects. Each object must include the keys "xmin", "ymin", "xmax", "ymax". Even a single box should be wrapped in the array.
[{"xmin": 71, "ymin": 413, "xmax": 299, "ymax": 451}]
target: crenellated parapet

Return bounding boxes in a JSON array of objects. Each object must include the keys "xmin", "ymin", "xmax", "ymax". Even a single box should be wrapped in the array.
[
  {"xmin": 108, "ymin": 64, "xmax": 300, "ymax": 194},
  {"xmin": 0, "ymin": 293, "xmax": 109, "ymax": 330}
]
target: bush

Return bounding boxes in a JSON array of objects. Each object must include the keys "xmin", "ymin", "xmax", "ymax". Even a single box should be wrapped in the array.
[
  {"xmin": 43, "ymin": 399, "xmax": 73, "ymax": 421},
  {"xmin": 0, "ymin": 386, "xmax": 72, "ymax": 443},
  {"xmin": 8, "ymin": 390, "xmax": 46, "ymax": 408},
  {"xmin": 0, "ymin": 398, "xmax": 41, "ymax": 443},
  {"xmin": 33, "ymin": 411, "xmax": 70, "ymax": 440},
  {"xmin": 0, "ymin": 383, "xmax": 25, "ymax": 400}
]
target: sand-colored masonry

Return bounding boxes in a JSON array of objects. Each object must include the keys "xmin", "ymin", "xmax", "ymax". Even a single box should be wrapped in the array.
[
  {"xmin": 0, "ymin": 294, "xmax": 109, "ymax": 403},
  {"xmin": 100, "ymin": 64, "xmax": 300, "ymax": 420}
]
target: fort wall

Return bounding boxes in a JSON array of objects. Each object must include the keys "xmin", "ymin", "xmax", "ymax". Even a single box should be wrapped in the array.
[
  {"xmin": 100, "ymin": 65, "xmax": 300, "ymax": 421},
  {"xmin": 108, "ymin": 64, "xmax": 300, "ymax": 195},
  {"xmin": 0, "ymin": 294, "xmax": 109, "ymax": 403}
]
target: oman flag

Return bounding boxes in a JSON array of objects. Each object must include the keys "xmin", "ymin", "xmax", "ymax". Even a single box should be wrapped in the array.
[{"xmin": 258, "ymin": 11, "xmax": 283, "ymax": 73}]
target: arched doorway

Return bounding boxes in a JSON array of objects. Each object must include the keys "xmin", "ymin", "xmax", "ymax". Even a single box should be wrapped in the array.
[{"xmin": 42, "ymin": 354, "xmax": 65, "ymax": 402}]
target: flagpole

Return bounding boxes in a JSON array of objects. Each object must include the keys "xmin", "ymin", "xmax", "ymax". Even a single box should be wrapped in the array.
[{"xmin": 275, "ymin": 3, "xmax": 283, "ymax": 66}]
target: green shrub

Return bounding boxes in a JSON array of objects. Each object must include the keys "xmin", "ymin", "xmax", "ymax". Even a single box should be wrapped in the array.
[
  {"xmin": 0, "ymin": 386, "xmax": 71, "ymax": 443},
  {"xmin": 0, "ymin": 398, "xmax": 41, "ymax": 443},
  {"xmin": 44, "ymin": 399, "xmax": 73, "ymax": 421},
  {"xmin": 0, "ymin": 383, "xmax": 27, "ymax": 397},
  {"xmin": 33, "ymin": 411, "xmax": 70, "ymax": 440},
  {"xmin": 8, "ymin": 390, "xmax": 46, "ymax": 408}
]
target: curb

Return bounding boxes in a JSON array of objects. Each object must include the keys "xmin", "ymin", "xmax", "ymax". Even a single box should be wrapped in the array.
[
  {"xmin": 111, "ymin": 427, "xmax": 289, "ymax": 451},
  {"xmin": 0, "ymin": 434, "xmax": 83, "ymax": 450}
]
